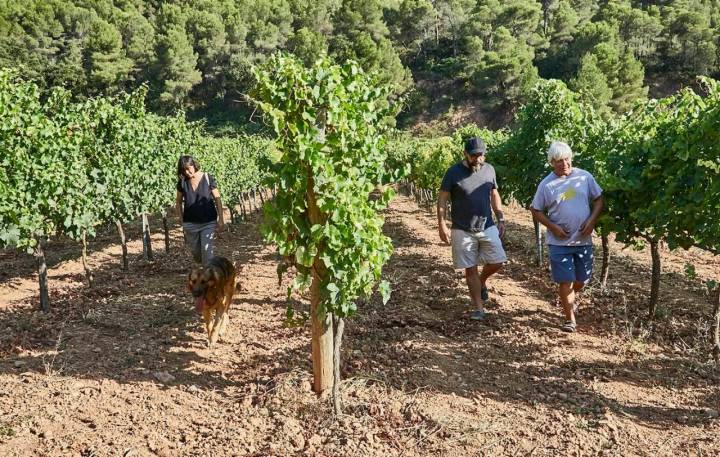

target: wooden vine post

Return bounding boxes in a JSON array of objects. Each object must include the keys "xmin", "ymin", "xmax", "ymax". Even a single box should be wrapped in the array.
[
  {"xmin": 712, "ymin": 284, "xmax": 720, "ymax": 363},
  {"xmin": 80, "ymin": 231, "xmax": 94, "ymax": 287},
  {"xmin": 648, "ymin": 238, "xmax": 661, "ymax": 318},
  {"xmin": 533, "ymin": 218, "xmax": 543, "ymax": 267},
  {"xmin": 142, "ymin": 213, "xmax": 153, "ymax": 261},
  {"xmin": 307, "ymin": 176, "xmax": 334, "ymax": 393},
  {"xmin": 600, "ymin": 233, "xmax": 610, "ymax": 288},
  {"xmin": 252, "ymin": 55, "xmax": 397, "ymax": 410},
  {"xmin": 162, "ymin": 213, "xmax": 171, "ymax": 253},
  {"xmin": 35, "ymin": 239, "xmax": 50, "ymax": 312}
]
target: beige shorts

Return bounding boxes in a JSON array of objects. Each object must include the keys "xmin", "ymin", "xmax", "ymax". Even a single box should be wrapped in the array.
[{"xmin": 451, "ymin": 225, "xmax": 507, "ymax": 269}]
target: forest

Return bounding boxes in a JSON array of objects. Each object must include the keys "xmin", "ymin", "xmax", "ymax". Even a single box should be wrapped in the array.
[{"xmin": 2, "ymin": 0, "xmax": 719, "ymax": 127}]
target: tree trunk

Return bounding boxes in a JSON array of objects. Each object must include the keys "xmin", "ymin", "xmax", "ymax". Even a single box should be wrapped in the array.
[
  {"xmin": 534, "ymin": 219, "xmax": 543, "ymax": 267},
  {"xmin": 35, "ymin": 239, "xmax": 50, "ymax": 312},
  {"xmin": 240, "ymin": 194, "xmax": 247, "ymax": 221},
  {"xmin": 332, "ymin": 313, "xmax": 345, "ymax": 415},
  {"xmin": 142, "ymin": 213, "xmax": 153, "ymax": 261},
  {"xmin": 601, "ymin": 233, "xmax": 610, "ymax": 288},
  {"xmin": 541, "ymin": 0, "xmax": 551, "ymax": 36},
  {"xmin": 258, "ymin": 187, "xmax": 265, "ymax": 207},
  {"xmin": 712, "ymin": 285, "xmax": 720, "ymax": 363},
  {"xmin": 307, "ymin": 176, "xmax": 334, "ymax": 395},
  {"xmin": 310, "ymin": 262, "xmax": 334, "ymax": 394},
  {"xmin": 251, "ymin": 189, "xmax": 258, "ymax": 212},
  {"xmin": 116, "ymin": 221, "xmax": 128, "ymax": 271},
  {"xmin": 162, "ymin": 215, "xmax": 170, "ymax": 253},
  {"xmin": 649, "ymin": 238, "xmax": 661, "ymax": 319},
  {"xmin": 81, "ymin": 231, "xmax": 94, "ymax": 287}
]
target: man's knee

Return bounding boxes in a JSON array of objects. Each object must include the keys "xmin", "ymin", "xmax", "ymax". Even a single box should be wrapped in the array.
[
  {"xmin": 486, "ymin": 262, "xmax": 503, "ymax": 272},
  {"xmin": 464, "ymin": 266, "xmax": 479, "ymax": 278},
  {"xmin": 558, "ymin": 281, "xmax": 573, "ymax": 294},
  {"xmin": 572, "ymin": 281, "xmax": 585, "ymax": 291}
]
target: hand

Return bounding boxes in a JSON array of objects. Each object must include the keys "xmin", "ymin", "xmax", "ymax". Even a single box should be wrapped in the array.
[
  {"xmin": 439, "ymin": 224, "xmax": 451, "ymax": 245},
  {"xmin": 579, "ymin": 218, "xmax": 595, "ymax": 237},
  {"xmin": 549, "ymin": 223, "xmax": 570, "ymax": 239},
  {"xmin": 216, "ymin": 220, "xmax": 225, "ymax": 235},
  {"xmin": 497, "ymin": 221, "xmax": 506, "ymax": 238}
]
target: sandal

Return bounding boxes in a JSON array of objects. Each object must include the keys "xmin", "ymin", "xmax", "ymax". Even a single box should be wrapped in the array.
[
  {"xmin": 480, "ymin": 285, "xmax": 489, "ymax": 301},
  {"xmin": 560, "ymin": 321, "xmax": 576, "ymax": 333},
  {"xmin": 469, "ymin": 309, "xmax": 489, "ymax": 320}
]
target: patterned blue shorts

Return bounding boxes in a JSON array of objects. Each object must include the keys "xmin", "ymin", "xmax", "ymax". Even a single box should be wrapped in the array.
[{"xmin": 548, "ymin": 245, "xmax": 594, "ymax": 283}]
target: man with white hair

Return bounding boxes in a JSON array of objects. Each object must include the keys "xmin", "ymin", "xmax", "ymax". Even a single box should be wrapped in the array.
[
  {"xmin": 438, "ymin": 137, "xmax": 507, "ymax": 320},
  {"xmin": 530, "ymin": 141, "xmax": 603, "ymax": 333}
]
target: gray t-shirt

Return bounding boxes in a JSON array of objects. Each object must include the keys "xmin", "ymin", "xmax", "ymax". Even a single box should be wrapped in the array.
[
  {"xmin": 440, "ymin": 162, "xmax": 497, "ymax": 232},
  {"xmin": 530, "ymin": 168, "xmax": 602, "ymax": 246}
]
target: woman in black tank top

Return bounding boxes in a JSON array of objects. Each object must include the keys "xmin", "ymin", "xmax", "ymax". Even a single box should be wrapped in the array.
[{"xmin": 175, "ymin": 155, "xmax": 225, "ymax": 263}]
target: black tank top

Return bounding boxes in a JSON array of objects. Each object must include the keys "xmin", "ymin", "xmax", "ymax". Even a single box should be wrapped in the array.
[{"xmin": 177, "ymin": 173, "xmax": 218, "ymax": 223}]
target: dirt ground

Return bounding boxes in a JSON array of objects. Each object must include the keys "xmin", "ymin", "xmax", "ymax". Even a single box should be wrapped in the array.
[{"xmin": 1, "ymin": 192, "xmax": 718, "ymax": 457}]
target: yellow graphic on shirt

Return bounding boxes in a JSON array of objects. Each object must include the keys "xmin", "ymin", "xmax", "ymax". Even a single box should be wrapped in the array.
[{"xmin": 559, "ymin": 187, "xmax": 577, "ymax": 201}]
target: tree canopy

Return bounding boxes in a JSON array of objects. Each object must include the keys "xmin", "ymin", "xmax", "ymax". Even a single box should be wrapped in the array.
[{"xmin": 2, "ymin": 0, "xmax": 720, "ymax": 123}]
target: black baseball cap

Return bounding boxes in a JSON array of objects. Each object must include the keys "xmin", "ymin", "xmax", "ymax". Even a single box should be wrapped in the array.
[{"xmin": 464, "ymin": 137, "xmax": 487, "ymax": 156}]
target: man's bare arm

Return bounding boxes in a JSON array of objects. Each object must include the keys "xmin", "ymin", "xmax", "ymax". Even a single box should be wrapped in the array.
[
  {"xmin": 437, "ymin": 190, "xmax": 451, "ymax": 244},
  {"xmin": 580, "ymin": 195, "xmax": 604, "ymax": 236},
  {"xmin": 491, "ymin": 188, "xmax": 505, "ymax": 237}
]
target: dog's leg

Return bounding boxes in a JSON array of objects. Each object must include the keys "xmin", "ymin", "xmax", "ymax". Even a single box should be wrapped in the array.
[
  {"xmin": 208, "ymin": 309, "xmax": 224, "ymax": 346},
  {"xmin": 219, "ymin": 283, "xmax": 234, "ymax": 338},
  {"xmin": 219, "ymin": 310, "xmax": 230, "ymax": 338},
  {"xmin": 203, "ymin": 307, "xmax": 213, "ymax": 346},
  {"xmin": 217, "ymin": 309, "xmax": 228, "ymax": 339}
]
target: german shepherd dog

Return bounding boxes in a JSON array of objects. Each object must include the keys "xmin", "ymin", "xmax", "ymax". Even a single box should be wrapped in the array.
[{"xmin": 187, "ymin": 256, "xmax": 237, "ymax": 346}]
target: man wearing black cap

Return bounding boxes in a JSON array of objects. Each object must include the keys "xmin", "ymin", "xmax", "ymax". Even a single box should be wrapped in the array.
[{"xmin": 437, "ymin": 136, "xmax": 507, "ymax": 320}]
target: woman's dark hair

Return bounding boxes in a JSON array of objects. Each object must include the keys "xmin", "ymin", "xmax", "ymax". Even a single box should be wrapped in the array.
[{"xmin": 177, "ymin": 155, "xmax": 201, "ymax": 179}]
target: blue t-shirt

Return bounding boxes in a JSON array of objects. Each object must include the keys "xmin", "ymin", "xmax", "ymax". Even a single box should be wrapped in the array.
[
  {"xmin": 440, "ymin": 162, "xmax": 497, "ymax": 232},
  {"xmin": 530, "ymin": 168, "xmax": 602, "ymax": 246}
]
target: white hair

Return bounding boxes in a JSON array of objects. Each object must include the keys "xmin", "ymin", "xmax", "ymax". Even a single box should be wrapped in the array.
[{"xmin": 547, "ymin": 141, "xmax": 572, "ymax": 165}]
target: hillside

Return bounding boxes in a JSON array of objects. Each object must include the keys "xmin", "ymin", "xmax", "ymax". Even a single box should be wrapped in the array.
[{"xmin": 2, "ymin": 0, "xmax": 719, "ymax": 129}]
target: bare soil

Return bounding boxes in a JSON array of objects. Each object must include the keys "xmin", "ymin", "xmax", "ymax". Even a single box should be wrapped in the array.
[{"xmin": 1, "ymin": 193, "xmax": 718, "ymax": 457}]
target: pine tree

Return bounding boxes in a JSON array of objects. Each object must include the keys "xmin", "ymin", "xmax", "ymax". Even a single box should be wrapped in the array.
[
  {"xmin": 85, "ymin": 19, "xmax": 133, "ymax": 94},
  {"xmin": 468, "ymin": 27, "xmax": 538, "ymax": 109},
  {"xmin": 569, "ymin": 53, "xmax": 612, "ymax": 113},
  {"xmin": 155, "ymin": 27, "xmax": 202, "ymax": 109}
]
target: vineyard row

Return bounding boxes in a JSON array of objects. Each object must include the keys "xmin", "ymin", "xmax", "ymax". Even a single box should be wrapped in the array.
[
  {"xmin": 387, "ymin": 78, "xmax": 720, "ymax": 322},
  {"xmin": 0, "ymin": 69, "xmax": 273, "ymax": 310}
]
